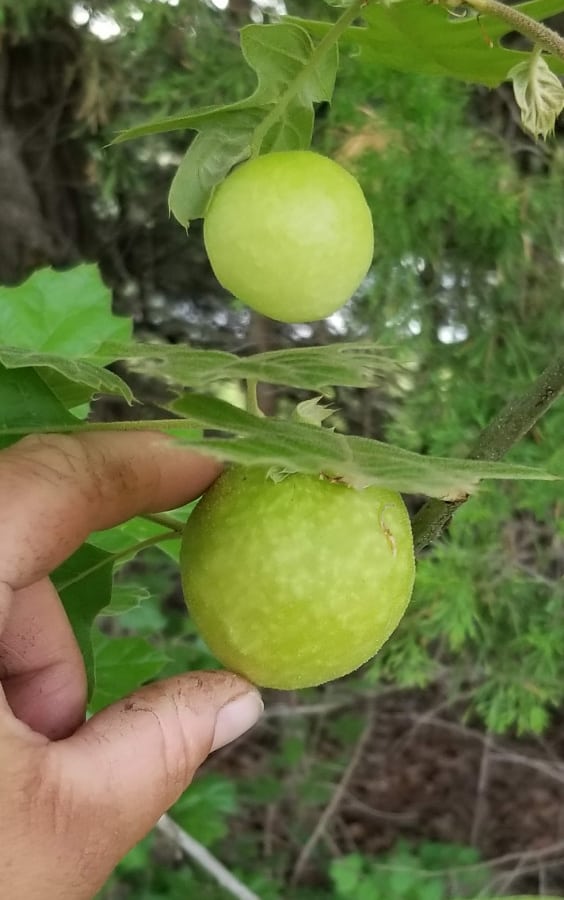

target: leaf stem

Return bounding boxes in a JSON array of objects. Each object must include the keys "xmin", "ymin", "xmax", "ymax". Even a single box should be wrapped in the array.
[
  {"xmin": 75, "ymin": 418, "xmax": 191, "ymax": 432},
  {"xmin": 246, "ymin": 379, "xmax": 263, "ymax": 416},
  {"xmin": 141, "ymin": 512, "xmax": 185, "ymax": 534},
  {"xmin": 0, "ymin": 419, "xmax": 194, "ymax": 437},
  {"xmin": 412, "ymin": 352, "xmax": 564, "ymax": 553},
  {"xmin": 250, "ymin": 0, "xmax": 365, "ymax": 154},
  {"xmin": 57, "ymin": 532, "xmax": 180, "ymax": 592},
  {"xmin": 460, "ymin": 0, "xmax": 564, "ymax": 62}
]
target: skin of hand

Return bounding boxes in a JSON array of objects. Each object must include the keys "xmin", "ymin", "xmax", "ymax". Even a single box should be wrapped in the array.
[{"xmin": 0, "ymin": 431, "xmax": 263, "ymax": 899}]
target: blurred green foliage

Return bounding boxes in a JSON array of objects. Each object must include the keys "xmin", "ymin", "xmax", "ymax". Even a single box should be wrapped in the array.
[
  {"xmin": 330, "ymin": 841, "xmax": 486, "ymax": 900},
  {"xmin": 3, "ymin": 1, "xmax": 564, "ymax": 898}
]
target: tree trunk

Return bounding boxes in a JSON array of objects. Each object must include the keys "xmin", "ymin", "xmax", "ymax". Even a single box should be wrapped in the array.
[{"xmin": 0, "ymin": 10, "xmax": 90, "ymax": 285}]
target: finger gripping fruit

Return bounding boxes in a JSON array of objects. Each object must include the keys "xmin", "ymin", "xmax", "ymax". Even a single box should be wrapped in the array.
[
  {"xmin": 180, "ymin": 467, "xmax": 415, "ymax": 690},
  {"xmin": 203, "ymin": 151, "xmax": 374, "ymax": 324}
]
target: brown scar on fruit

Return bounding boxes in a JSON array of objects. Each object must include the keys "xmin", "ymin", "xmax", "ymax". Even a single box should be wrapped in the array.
[
  {"xmin": 321, "ymin": 473, "xmax": 346, "ymax": 485},
  {"xmin": 380, "ymin": 504, "xmax": 397, "ymax": 556}
]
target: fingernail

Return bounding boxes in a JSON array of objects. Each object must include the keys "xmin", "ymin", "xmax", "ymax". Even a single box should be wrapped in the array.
[{"xmin": 211, "ymin": 691, "xmax": 263, "ymax": 751}]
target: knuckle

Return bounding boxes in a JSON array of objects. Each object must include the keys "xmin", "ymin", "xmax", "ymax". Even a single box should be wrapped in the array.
[
  {"xmin": 161, "ymin": 695, "xmax": 201, "ymax": 791},
  {"xmin": 3, "ymin": 433, "xmax": 89, "ymax": 492},
  {"xmin": 3, "ymin": 432, "xmax": 141, "ymax": 508},
  {"xmin": 122, "ymin": 686, "xmax": 201, "ymax": 793}
]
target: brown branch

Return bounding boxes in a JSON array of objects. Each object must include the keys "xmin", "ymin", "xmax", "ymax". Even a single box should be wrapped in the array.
[
  {"xmin": 412, "ymin": 352, "xmax": 564, "ymax": 552},
  {"xmin": 290, "ymin": 712, "xmax": 374, "ymax": 886},
  {"xmin": 463, "ymin": 0, "xmax": 564, "ymax": 61},
  {"xmin": 470, "ymin": 731, "xmax": 493, "ymax": 846},
  {"xmin": 156, "ymin": 815, "xmax": 260, "ymax": 900}
]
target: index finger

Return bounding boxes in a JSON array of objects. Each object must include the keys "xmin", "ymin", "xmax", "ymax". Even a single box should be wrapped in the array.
[{"xmin": 0, "ymin": 432, "xmax": 221, "ymax": 590}]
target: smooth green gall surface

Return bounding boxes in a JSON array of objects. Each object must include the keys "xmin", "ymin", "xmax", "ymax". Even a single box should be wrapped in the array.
[
  {"xmin": 203, "ymin": 151, "xmax": 374, "ymax": 324},
  {"xmin": 180, "ymin": 467, "xmax": 415, "ymax": 690}
]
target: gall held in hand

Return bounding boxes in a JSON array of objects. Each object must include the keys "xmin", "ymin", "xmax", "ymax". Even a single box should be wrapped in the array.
[{"xmin": 180, "ymin": 467, "xmax": 415, "ymax": 690}]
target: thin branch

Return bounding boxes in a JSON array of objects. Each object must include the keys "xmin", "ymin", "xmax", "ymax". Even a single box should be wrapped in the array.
[
  {"xmin": 340, "ymin": 791, "xmax": 417, "ymax": 824},
  {"xmin": 391, "ymin": 689, "xmax": 477, "ymax": 753},
  {"xmin": 263, "ymin": 699, "xmax": 353, "ymax": 719},
  {"xmin": 55, "ymin": 531, "xmax": 179, "ymax": 592},
  {"xmin": 399, "ymin": 712, "xmax": 564, "ymax": 787},
  {"xmin": 470, "ymin": 731, "xmax": 493, "ymax": 846},
  {"xmin": 290, "ymin": 713, "xmax": 374, "ymax": 885},
  {"xmin": 490, "ymin": 851, "xmax": 528, "ymax": 897},
  {"xmin": 141, "ymin": 512, "xmax": 185, "ymax": 534},
  {"xmin": 462, "ymin": 0, "xmax": 564, "ymax": 62},
  {"xmin": 412, "ymin": 352, "xmax": 564, "ymax": 552},
  {"xmin": 492, "ymin": 748, "xmax": 564, "ymax": 786},
  {"xmin": 156, "ymin": 814, "xmax": 261, "ymax": 900}
]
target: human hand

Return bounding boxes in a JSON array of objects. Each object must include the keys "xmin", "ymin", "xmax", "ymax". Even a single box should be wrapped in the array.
[{"xmin": 0, "ymin": 432, "xmax": 263, "ymax": 899}]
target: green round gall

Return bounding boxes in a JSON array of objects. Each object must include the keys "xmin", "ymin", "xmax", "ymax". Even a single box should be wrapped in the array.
[
  {"xmin": 180, "ymin": 467, "xmax": 415, "ymax": 690},
  {"xmin": 203, "ymin": 151, "xmax": 374, "ymax": 324}
]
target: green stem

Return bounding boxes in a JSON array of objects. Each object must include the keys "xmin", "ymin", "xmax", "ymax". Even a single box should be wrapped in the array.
[
  {"xmin": 461, "ymin": 0, "xmax": 564, "ymax": 61},
  {"xmin": 250, "ymin": 0, "xmax": 364, "ymax": 154},
  {"xmin": 57, "ymin": 531, "xmax": 180, "ymax": 592},
  {"xmin": 0, "ymin": 418, "xmax": 194, "ymax": 437},
  {"xmin": 141, "ymin": 512, "xmax": 185, "ymax": 534},
  {"xmin": 246, "ymin": 379, "xmax": 263, "ymax": 416},
  {"xmin": 412, "ymin": 352, "xmax": 564, "ymax": 553}
]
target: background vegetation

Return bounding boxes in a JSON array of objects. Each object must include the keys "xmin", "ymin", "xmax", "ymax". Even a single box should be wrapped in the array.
[{"xmin": 1, "ymin": 0, "xmax": 563, "ymax": 897}]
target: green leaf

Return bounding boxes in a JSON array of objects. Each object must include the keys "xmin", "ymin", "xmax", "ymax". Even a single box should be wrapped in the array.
[
  {"xmin": 53, "ymin": 532, "xmax": 175, "ymax": 700},
  {"xmin": 52, "ymin": 542, "xmax": 114, "ymax": 697},
  {"xmin": 0, "ymin": 365, "xmax": 78, "ymax": 448},
  {"xmin": 115, "ymin": 23, "xmax": 336, "ymax": 143},
  {"xmin": 0, "ymin": 265, "xmax": 131, "ymax": 353},
  {"xmin": 169, "ymin": 393, "xmax": 558, "ymax": 498},
  {"xmin": 242, "ymin": 774, "xmax": 283, "ymax": 806},
  {"xmin": 169, "ymin": 110, "xmax": 262, "ymax": 225},
  {"xmin": 330, "ymin": 854, "xmax": 364, "ymax": 897},
  {"xmin": 0, "ymin": 265, "xmax": 133, "ymax": 407},
  {"xmin": 0, "ymin": 346, "xmax": 133, "ymax": 406},
  {"xmin": 117, "ymin": 596, "xmax": 168, "ymax": 634},
  {"xmin": 241, "ymin": 22, "xmax": 337, "ymax": 107},
  {"xmin": 95, "ymin": 340, "xmax": 400, "ymax": 394},
  {"xmin": 294, "ymin": 0, "xmax": 564, "ymax": 88},
  {"xmin": 100, "ymin": 582, "xmax": 152, "ymax": 616},
  {"xmin": 89, "ymin": 631, "xmax": 170, "ymax": 713},
  {"xmin": 116, "ymin": 22, "xmax": 338, "ymax": 226},
  {"xmin": 293, "ymin": 396, "xmax": 336, "ymax": 427},
  {"xmin": 171, "ymin": 774, "xmax": 237, "ymax": 847}
]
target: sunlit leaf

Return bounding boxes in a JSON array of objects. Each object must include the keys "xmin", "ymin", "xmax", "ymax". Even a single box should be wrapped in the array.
[
  {"xmin": 115, "ymin": 22, "xmax": 338, "ymax": 226},
  {"xmin": 168, "ymin": 393, "xmax": 558, "ymax": 498},
  {"xmin": 0, "ymin": 265, "xmax": 133, "ymax": 406},
  {"xmin": 510, "ymin": 52, "xmax": 564, "ymax": 138},
  {"xmin": 94, "ymin": 339, "xmax": 400, "ymax": 394},
  {"xmin": 294, "ymin": 0, "xmax": 564, "ymax": 87},
  {"xmin": 0, "ymin": 265, "xmax": 130, "ymax": 353},
  {"xmin": 0, "ymin": 346, "xmax": 133, "ymax": 404}
]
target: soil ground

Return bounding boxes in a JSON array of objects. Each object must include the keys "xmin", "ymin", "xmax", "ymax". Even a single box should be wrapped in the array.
[{"xmin": 207, "ymin": 686, "xmax": 564, "ymax": 897}]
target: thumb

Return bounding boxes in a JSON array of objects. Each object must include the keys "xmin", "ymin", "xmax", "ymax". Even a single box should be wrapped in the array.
[{"xmin": 55, "ymin": 671, "xmax": 262, "ymax": 881}]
